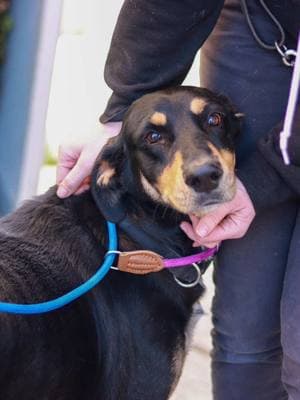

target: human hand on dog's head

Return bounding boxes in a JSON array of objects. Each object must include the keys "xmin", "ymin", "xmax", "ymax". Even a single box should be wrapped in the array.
[
  {"xmin": 180, "ymin": 178, "xmax": 255, "ymax": 248},
  {"xmin": 56, "ymin": 122, "xmax": 122, "ymax": 198},
  {"xmin": 57, "ymin": 86, "xmax": 245, "ymax": 236}
]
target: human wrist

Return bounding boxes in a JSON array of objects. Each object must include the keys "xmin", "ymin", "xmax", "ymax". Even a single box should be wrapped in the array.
[{"xmin": 237, "ymin": 150, "xmax": 294, "ymax": 214}]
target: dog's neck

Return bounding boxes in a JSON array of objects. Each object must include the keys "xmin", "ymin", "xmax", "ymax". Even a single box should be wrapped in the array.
[
  {"xmin": 121, "ymin": 195, "xmax": 192, "ymax": 256},
  {"xmin": 91, "ymin": 167, "xmax": 195, "ymax": 259},
  {"xmin": 66, "ymin": 181, "xmax": 206, "ymax": 289}
]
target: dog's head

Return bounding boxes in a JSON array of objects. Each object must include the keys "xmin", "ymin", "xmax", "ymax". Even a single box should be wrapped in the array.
[{"xmin": 93, "ymin": 86, "xmax": 242, "ymax": 218}]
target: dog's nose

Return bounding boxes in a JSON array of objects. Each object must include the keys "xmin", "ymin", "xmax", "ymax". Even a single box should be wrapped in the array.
[{"xmin": 185, "ymin": 163, "xmax": 223, "ymax": 193}]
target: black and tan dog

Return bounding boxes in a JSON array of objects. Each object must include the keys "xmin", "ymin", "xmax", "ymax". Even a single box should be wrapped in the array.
[{"xmin": 0, "ymin": 86, "xmax": 241, "ymax": 400}]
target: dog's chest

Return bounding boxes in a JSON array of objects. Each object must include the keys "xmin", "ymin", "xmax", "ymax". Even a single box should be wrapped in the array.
[{"xmin": 90, "ymin": 270, "xmax": 202, "ymax": 399}]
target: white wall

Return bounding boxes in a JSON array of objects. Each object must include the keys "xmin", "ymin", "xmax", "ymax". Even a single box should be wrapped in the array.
[
  {"xmin": 45, "ymin": 0, "xmax": 200, "ymax": 156},
  {"xmin": 17, "ymin": 0, "xmax": 62, "ymax": 204}
]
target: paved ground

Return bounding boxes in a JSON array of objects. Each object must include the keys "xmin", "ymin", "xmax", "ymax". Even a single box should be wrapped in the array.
[{"xmin": 171, "ymin": 270, "xmax": 214, "ymax": 400}]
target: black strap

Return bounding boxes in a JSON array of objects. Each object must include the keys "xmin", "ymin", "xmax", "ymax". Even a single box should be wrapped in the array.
[
  {"xmin": 240, "ymin": 0, "xmax": 285, "ymax": 50},
  {"xmin": 119, "ymin": 217, "xmax": 182, "ymax": 259}
]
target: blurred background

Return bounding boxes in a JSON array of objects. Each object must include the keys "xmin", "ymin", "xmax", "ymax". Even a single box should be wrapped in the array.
[
  {"xmin": 0, "ymin": 1, "xmax": 213, "ymax": 398},
  {"xmin": 0, "ymin": 0, "xmax": 201, "ymax": 213}
]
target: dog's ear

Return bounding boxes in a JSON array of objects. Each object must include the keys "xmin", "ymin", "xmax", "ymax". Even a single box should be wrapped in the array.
[
  {"xmin": 231, "ymin": 111, "xmax": 245, "ymax": 137},
  {"xmin": 216, "ymin": 93, "xmax": 244, "ymax": 136},
  {"xmin": 234, "ymin": 112, "xmax": 245, "ymax": 120},
  {"xmin": 95, "ymin": 135, "xmax": 125, "ymax": 188},
  {"xmin": 91, "ymin": 133, "xmax": 128, "ymax": 222}
]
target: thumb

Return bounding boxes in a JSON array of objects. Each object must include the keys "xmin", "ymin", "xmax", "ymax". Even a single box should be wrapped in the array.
[{"xmin": 195, "ymin": 206, "xmax": 229, "ymax": 238}]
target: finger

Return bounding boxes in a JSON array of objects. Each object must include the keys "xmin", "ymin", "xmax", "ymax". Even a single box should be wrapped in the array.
[
  {"xmin": 180, "ymin": 222, "xmax": 199, "ymax": 242},
  {"xmin": 181, "ymin": 222, "xmax": 219, "ymax": 248},
  {"xmin": 75, "ymin": 175, "xmax": 91, "ymax": 190},
  {"xmin": 195, "ymin": 206, "xmax": 229, "ymax": 238},
  {"xmin": 57, "ymin": 158, "xmax": 93, "ymax": 198},
  {"xmin": 206, "ymin": 241, "xmax": 220, "ymax": 249},
  {"xmin": 182, "ymin": 218, "xmax": 218, "ymax": 245},
  {"xmin": 56, "ymin": 163, "xmax": 76, "ymax": 186},
  {"xmin": 193, "ymin": 240, "xmax": 220, "ymax": 249},
  {"xmin": 56, "ymin": 137, "xmax": 107, "ymax": 198},
  {"xmin": 56, "ymin": 144, "xmax": 83, "ymax": 185},
  {"xmin": 74, "ymin": 184, "xmax": 91, "ymax": 195},
  {"xmin": 189, "ymin": 214, "xmax": 201, "ymax": 231},
  {"xmin": 196, "ymin": 215, "xmax": 243, "ymax": 244}
]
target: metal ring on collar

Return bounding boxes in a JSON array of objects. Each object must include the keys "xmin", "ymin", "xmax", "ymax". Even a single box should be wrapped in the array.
[
  {"xmin": 105, "ymin": 250, "xmax": 121, "ymax": 270},
  {"xmin": 105, "ymin": 250, "xmax": 122, "ymax": 256},
  {"xmin": 173, "ymin": 263, "xmax": 202, "ymax": 288}
]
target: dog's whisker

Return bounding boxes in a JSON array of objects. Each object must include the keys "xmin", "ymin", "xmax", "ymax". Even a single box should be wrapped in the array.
[
  {"xmin": 152, "ymin": 203, "xmax": 161, "ymax": 221},
  {"xmin": 162, "ymin": 204, "xmax": 170, "ymax": 219}
]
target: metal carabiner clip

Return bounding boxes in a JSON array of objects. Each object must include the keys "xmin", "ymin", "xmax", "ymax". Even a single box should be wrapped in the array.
[{"xmin": 275, "ymin": 41, "xmax": 297, "ymax": 67}]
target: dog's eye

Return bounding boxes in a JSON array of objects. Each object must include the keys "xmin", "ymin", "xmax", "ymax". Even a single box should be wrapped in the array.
[
  {"xmin": 145, "ymin": 131, "xmax": 163, "ymax": 144},
  {"xmin": 208, "ymin": 112, "xmax": 223, "ymax": 127}
]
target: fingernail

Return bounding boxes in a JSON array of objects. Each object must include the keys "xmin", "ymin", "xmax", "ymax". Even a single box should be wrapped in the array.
[
  {"xmin": 57, "ymin": 185, "xmax": 68, "ymax": 198},
  {"xmin": 197, "ymin": 226, "xmax": 208, "ymax": 238}
]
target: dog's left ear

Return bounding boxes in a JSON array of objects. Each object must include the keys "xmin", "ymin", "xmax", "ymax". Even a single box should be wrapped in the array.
[
  {"xmin": 231, "ymin": 111, "xmax": 245, "ymax": 137},
  {"xmin": 95, "ymin": 135, "xmax": 125, "ymax": 188},
  {"xmin": 91, "ymin": 133, "xmax": 128, "ymax": 222},
  {"xmin": 216, "ymin": 93, "xmax": 244, "ymax": 136},
  {"xmin": 234, "ymin": 112, "xmax": 245, "ymax": 120}
]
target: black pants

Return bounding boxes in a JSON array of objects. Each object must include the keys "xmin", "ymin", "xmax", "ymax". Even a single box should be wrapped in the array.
[{"xmin": 201, "ymin": 1, "xmax": 299, "ymax": 399}]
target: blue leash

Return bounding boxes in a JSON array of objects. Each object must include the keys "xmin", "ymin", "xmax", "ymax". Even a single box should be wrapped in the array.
[{"xmin": 0, "ymin": 221, "xmax": 117, "ymax": 315}]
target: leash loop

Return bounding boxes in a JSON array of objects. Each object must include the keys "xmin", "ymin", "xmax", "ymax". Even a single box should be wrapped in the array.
[
  {"xmin": 173, "ymin": 263, "xmax": 202, "ymax": 289},
  {"xmin": 0, "ymin": 221, "xmax": 117, "ymax": 314},
  {"xmin": 240, "ymin": 0, "xmax": 285, "ymax": 51},
  {"xmin": 240, "ymin": 0, "xmax": 297, "ymax": 67}
]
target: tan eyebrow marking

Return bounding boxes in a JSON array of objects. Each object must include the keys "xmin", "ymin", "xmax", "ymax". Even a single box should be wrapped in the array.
[
  {"xmin": 150, "ymin": 112, "xmax": 167, "ymax": 126},
  {"xmin": 190, "ymin": 98, "xmax": 206, "ymax": 115}
]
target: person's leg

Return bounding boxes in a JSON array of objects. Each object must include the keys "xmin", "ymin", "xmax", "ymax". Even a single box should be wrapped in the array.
[
  {"xmin": 211, "ymin": 202, "xmax": 296, "ymax": 400},
  {"xmin": 200, "ymin": 0, "xmax": 297, "ymax": 398},
  {"xmin": 281, "ymin": 209, "xmax": 300, "ymax": 400}
]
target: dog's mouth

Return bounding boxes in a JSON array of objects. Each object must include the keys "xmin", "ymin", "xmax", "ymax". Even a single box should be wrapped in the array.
[
  {"xmin": 140, "ymin": 171, "xmax": 236, "ymax": 217},
  {"xmin": 192, "ymin": 186, "xmax": 236, "ymax": 216},
  {"xmin": 171, "ymin": 187, "xmax": 236, "ymax": 217}
]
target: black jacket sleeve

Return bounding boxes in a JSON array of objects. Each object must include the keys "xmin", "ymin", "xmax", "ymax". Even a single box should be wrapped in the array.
[
  {"xmin": 238, "ymin": 108, "xmax": 300, "ymax": 213},
  {"xmin": 100, "ymin": 0, "xmax": 224, "ymax": 123}
]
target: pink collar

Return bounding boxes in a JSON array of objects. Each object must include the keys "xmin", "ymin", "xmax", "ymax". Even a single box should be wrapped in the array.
[
  {"xmin": 163, "ymin": 246, "xmax": 218, "ymax": 268},
  {"xmin": 108, "ymin": 246, "xmax": 218, "ymax": 276}
]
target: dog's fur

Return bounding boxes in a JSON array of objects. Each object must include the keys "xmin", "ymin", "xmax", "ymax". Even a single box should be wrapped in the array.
[{"xmin": 0, "ymin": 87, "xmax": 241, "ymax": 399}]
